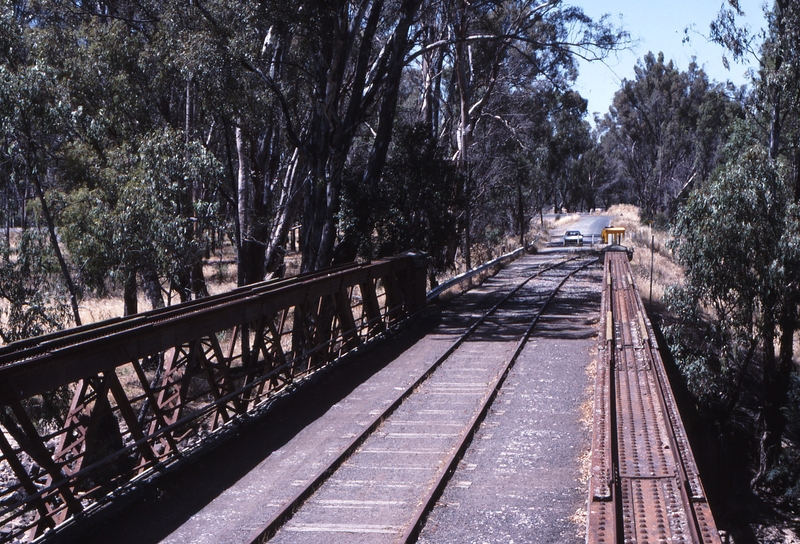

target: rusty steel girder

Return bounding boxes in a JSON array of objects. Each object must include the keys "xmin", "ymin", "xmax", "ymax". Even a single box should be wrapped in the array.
[
  {"xmin": 588, "ymin": 251, "xmax": 721, "ymax": 544},
  {"xmin": 0, "ymin": 253, "xmax": 428, "ymax": 542}
]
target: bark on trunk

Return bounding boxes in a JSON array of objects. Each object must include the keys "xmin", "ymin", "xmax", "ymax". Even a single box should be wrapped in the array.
[
  {"xmin": 753, "ymin": 310, "xmax": 786, "ymax": 487},
  {"xmin": 31, "ymin": 174, "xmax": 82, "ymax": 326},
  {"xmin": 299, "ymin": 0, "xmax": 416, "ymax": 273},
  {"xmin": 265, "ymin": 150, "xmax": 304, "ymax": 276},
  {"xmin": 236, "ymin": 125, "xmax": 267, "ymax": 285},
  {"xmin": 191, "ymin": 260, "xmax": 208, "ymax": 299},
  {"xmin": 141, "ymin": 266, "xmax": 164, "ymax": 310},
  {"xmin": 123, "ymin": 269, "xmax": 138, "ymax": 317},
  {"xmin": 517, "ymin": 182, "xmax": 525, "ymax": 248},
  {"xmin": 361, "ymin": 0, "xmax": 422, "ymax": 191}
]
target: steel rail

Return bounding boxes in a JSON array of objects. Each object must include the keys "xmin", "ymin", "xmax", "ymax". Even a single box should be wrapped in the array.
[
  {"xmin": 249, "ymin": 255, "xmax": 596, "ymax": 543},
  {"xmin": 400, "ymin": 257, "xmax": 597, "ymax": 543}
]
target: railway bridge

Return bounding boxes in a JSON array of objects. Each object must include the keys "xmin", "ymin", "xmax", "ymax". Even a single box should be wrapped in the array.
[{"xmin": 0, "ymin": 248, "xmax": 721, "ymax": 543}]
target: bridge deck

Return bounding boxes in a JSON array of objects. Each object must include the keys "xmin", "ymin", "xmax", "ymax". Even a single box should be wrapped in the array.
[
  {"xmin": 60, "ymin": 254, "xmax": 600, "ymax": 543},
  {"xmin": 2, "ymin": 250, "xmax": 722, "ymax": 543}
]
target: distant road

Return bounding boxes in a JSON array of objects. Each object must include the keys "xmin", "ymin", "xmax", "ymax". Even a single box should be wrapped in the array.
[
  {"xmin": 549, "ymin": 214, "xmax": 613, "ymax": 245},
  {"xmin": 570, "ymin": 215, "xmax": 613, "ymax": 238}
]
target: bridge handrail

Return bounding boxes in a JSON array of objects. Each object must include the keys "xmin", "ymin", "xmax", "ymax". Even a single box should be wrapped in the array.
[
  {"xmin": 0, "ymin": 252, "xmax": 428, "ymax": 542},
  {"xmin": 426, "ymin": 240, "xmax": 535, "ymax": 303}
]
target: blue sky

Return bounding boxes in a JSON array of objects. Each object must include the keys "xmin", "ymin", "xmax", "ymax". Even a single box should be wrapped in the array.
[{"xmin": 570, "ymin": 0, "xmax": 768, "ymax": 121}]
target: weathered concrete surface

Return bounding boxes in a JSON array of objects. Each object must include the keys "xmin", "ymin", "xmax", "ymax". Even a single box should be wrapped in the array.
[{"xmin": 418, "ymin": 266, "xmax": 601, "ymax": 544}]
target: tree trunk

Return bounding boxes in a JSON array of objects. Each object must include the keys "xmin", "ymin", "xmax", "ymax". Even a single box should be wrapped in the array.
[
  {"xmin": 236, "ymin": 125, "xmax": 266, "ymax": 285},
  {"xmin": 123, "ymin": 269, "xmax": 138, "ymax": 317},
  {"xmin": 31, "ymin": 174, "xmax": 82, "ymax": 327},
  {"xmin": 454, "ymin": 6, "xmax": 471, "ymax": 271},
  {"xmin": 190, "ymin": 260, "xmax": 208, "ymax": 299},
  {"xmin": 517, "ymin": 182, "xmax": 525, "ymax": 248},
  {"xmin": 769, "ymin": 96, "xmax": 781, "ymax": 161},
  {"xmin": 464, "ymin": 174, "xmax": 472, "ymax": 270},
  {"xmin": 769, "ymin": 0, "xmax": 787, "ymax": 161},
  {"xmin": 300, "ymin": 0, "xmax": 418, "ymax": 273},
  {"xmin": 794, "ymin": 148, "xmax": 800, "ymax": 202},
  {"xmin": 361, "ymin": 0, "xmax": 423, "ymax": 191},
  {"xmin": 5, "ymin": 185, "xmax": 10, "ymax": 254},
  {"xmin": 141, "ymin": 266, "xmax": 164, "ymax": 310},
  {"xmin": 420, "ymin": 23, "xmax": 443, "ymax": 140},
  {"xmin": 754, "ymin": 310, "xmax": 784, "ymax": 486},
  {"xmin": 265, "ymin": 150, "xmax": 304, "ymax": 277}
]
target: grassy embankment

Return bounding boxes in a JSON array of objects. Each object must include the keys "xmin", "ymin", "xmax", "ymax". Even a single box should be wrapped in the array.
[{"xmin": 547, "ymin": 204, "xmax": 682, "ymax": 309}]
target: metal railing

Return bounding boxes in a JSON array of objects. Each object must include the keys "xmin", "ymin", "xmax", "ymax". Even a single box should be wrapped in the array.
[
  {"xmin": 427, "ymin": 241, "xmax": 536, "ymax": 303},
  {"xmin": 0, "ymin": 252, "xmax": 428, "ymax": 542}
]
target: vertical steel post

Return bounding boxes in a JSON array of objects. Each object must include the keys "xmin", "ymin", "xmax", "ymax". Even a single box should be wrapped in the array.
[{"xmin": 649, "ymin": 234, "xmax": 654, "ymax": 307}]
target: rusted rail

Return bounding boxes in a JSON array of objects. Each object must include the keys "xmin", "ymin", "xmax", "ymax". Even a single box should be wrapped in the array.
[
  {"xmin": 588, "ymin": 250, "xmax": 720, "ymax": 543},
  {"xmin": 0, "ymin": 253, "xmax": 427, "ymax": 542}
]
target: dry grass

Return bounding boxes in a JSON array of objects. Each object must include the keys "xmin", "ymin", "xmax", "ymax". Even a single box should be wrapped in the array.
[
  {"xmin": 604, "ymin": 204, "xmax": 683, "ymax": 307},
  {"xmin": 526, "ymin": 213, "xmax": 581, "ymax": 247},
  {"xmin": 78, "ymin": 294, "xmax": 128, "ymax": 324},
  {"xmin": 528, "ymin": 221, "xmax": 554, "ymax": 248},
  {"xmin": 551, "ymin": 213, "xmax": 583, "ymax": 227},
  {"xmin": 78, "ymin": 249, "xmax": 242, "ymax": 324}
]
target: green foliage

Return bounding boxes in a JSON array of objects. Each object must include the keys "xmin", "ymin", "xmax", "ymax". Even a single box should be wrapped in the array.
[
  {"xmin": 601, "ymin": 52, "xmax": 742, "ymax": 220},
  {"xmin": 669, "ymin": 144, "xmax": 792, "ymax": 392},
  {"xmin": 61, "ymin": 128, "xmax": 223, "ymax": 293},
  {"xmin": 662, "ymin": 284, "xmax": 728, "ymax": 412},
  {"xmin": 0, "ymin": 228, "xmax": 71, "ymax": 343},
  {"xmin": 547, "ymin": 90, "xmax": 591, "ymax": 212},
  {"xmin": 673, "ymin": 144, "xmax": 791, "ymax": 334},
  {"xmin": 669, "ymin": 141, "xmax": 800, "ymax": 498},
  {"xmin": 763, "ymin": 374, "xmax": 800, "ymax": 505},
  {"xmin": 341, "ymin": 123, "xmax": 462, "ymax": 271}
]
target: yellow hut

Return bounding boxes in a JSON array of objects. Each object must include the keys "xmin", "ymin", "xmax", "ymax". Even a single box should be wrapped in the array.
[{"xmin": 601, "ymin": 227, "xmax": 626, "ymax": 245}]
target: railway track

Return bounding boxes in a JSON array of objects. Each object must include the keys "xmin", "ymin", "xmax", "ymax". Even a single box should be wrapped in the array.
[
  {"xmin": 243, "ymin": 255, "xmax": 597, "ymax": 543},
  {"xmin": 588, "ymin": 250, "xmax": 721, "ymax": 543},
  {"xmin": 2, "ymin": 248, "xmax": 724, "ymax": 543}
]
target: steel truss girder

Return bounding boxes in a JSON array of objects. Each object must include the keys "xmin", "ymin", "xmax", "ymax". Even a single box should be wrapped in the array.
[{"xmin": 0, "ymin": 253, "xmax": 428, "ymax": 542}]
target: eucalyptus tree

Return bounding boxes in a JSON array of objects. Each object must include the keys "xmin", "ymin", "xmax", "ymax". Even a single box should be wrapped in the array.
[
  {"xmin": 714, "ymin": 1, "xmax": 800, "ymax": 162},
  {"xmin": 0, "ymin": 29, "xmax": 75, "ymax": 337},
  {"xmin": 464, "ymin": 84, "xmax": 590, "ymax": 252},
  {"xmin": 546, "ymin": 90, "xmax": 591, "ymax": 213},
  {"xmin": 60, "ymin": 130, "xmax": 223, "ymax": 314},
  {"xmin": 0, "ymin": 0, "xmax": 630, "ymax": 339},
  {"xmin": 240, "ymin": 0, "xmax": 426, "ymax": 274},
  {"xmin": 574, "ymin": 133, "xmax": 614, "ymax": 211},
  {"xmin": 340, "ymin": 122, "xmax": 462, "ymax": 280},
  {"xmin": 9, "ymin": 0, "xmax": 259, "ymax": 305},
  {"xmin": 0, "ymin": 0, "xmax": 87, "ymax": 327},
  {"xmin": 439, "ymin": 0, "xmax": 624, "ymax": 266},
  {"xmin": 671, "ymin": 140, "xmax": 800, "ymax": 489},
  {"xmin": 0, "ymin": 230, "xmax": 73, "ymax": 343},
  {"xmin": 683, "ymin": 0, "xmax": 800, "ymax": 489},
  {"xmin": 600, "ymin": 52, "xmax": 740, "ymax": 222}
]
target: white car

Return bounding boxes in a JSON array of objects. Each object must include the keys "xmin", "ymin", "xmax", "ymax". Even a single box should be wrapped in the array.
[{"xmin": 563, "ymin": 230, "xmax": 584, "ymax": 246}]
